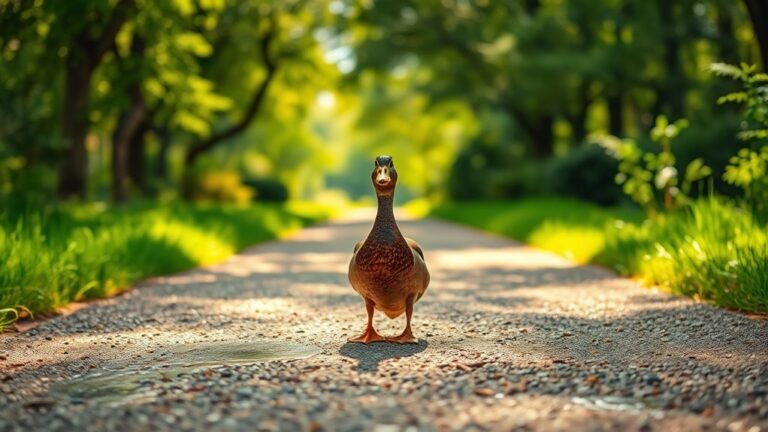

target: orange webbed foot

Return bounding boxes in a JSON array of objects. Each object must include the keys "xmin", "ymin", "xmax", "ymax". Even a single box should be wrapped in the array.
[
  {"xmin": 348, "ymin": 326, "xmax": 386, "ymax": 344},
  {"xmin": 386, "ymin": 329, "xmax": 418, "ymax": 344}
]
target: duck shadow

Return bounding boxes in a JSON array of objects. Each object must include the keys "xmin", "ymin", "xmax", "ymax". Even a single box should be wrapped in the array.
[{"xmin": 339, "ymin": 340, "xmax": 429, "ymax": 373}]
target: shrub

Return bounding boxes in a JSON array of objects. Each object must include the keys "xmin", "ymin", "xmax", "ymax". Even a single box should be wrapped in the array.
[
  {"xmin": 596, "ymin": 116, "xmax": 712, "ymax": 217},
  {"xmin": 548, "ymin": 143, "xmax": 622, "ymax": 205},
  {"xmin": 711, "ymin": 63, "xmax": 768, "ymax": 216},
  {"xmin": 242, "ymin": 178, "xmax": 289, "ymax": 202},
  {"xmin": 448, "ymin": 134, "xmax": 539, "ymax": 200},
  {"xmin": 189, "ymin": 170, "xmax": 255, "ymax": 204},
  {"xmin": 480, "ymin": 163, "xmax": 545, "ymax": 199}
]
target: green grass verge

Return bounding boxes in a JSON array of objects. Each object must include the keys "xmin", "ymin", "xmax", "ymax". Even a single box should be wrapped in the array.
[
  {"xmin": 0, "ymin": 201, "xmax": 336, "ymax": 329},
  {"xmin": 433, "ymin": 197, "xmax": 768, "ymax": 313}
]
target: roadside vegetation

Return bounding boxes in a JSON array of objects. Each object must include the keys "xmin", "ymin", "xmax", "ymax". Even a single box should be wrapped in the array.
[
  {"xmin": 0, "ymin": 202, "xmax": 335, "ymax": 329},
  {"xmin": 434, "ymin": 197, "xmax": 768, "ymax": 313}
]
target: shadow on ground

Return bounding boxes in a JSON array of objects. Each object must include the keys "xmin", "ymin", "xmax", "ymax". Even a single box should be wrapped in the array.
[{"xmin": 339, "ymin": 340, "xmax": 428, "ymax": 372}]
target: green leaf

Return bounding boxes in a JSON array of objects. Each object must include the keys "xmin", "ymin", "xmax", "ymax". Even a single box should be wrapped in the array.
[
  {"xmin": 717, "ymin": 92, "xmax": 748, "ymax": 104},
  {"xmin": 709, "ymin": 63, "xmax": 743, "ymax": 80},
  {"xmin": 175, "ymin": 32, "xmax": 213, "ymax": 57}
]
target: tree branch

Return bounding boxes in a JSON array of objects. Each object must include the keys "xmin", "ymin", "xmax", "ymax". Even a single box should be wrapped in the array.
[
  {"xmin": 185, "ymin": 29, "xmax": 278, "ymax": 165},
  {"xmin": 91, "ymin": 0, "xmax": 136, "ymax": 64}
]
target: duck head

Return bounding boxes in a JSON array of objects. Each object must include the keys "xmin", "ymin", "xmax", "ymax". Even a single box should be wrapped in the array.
[{"xmin": 372, "ymin": 155, "xmax": 397, "ymax": 196}]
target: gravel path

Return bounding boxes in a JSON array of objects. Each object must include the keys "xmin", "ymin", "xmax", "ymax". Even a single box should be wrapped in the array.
[{"xmin": 1, "ymin": 210, "xmax": 767, "ymax": 431}]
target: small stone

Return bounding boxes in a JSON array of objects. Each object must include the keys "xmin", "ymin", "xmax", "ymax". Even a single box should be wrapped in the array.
[
  {"xmin": 689, "ymin": 401, "xmax": 707, "ymax": 414},
  {"xmin": 235, "ymin": 387, "xmax": 254, "ymax": 400},
  {"xmin": 206, "ymin": 412, "xmax": 222, "ymax": 423},
  {"xmin": 474, "ymin": 388, "xmax": 495, "ymax": 396},
  {"xmin": 644, "ymin": 374, "xmax": 662, "ymax": 386}
]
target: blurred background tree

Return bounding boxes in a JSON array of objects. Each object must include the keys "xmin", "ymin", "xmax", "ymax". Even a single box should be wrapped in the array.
[{"xmin": 0, "ymin": 0, "xmax": 764, "ymax": 206}]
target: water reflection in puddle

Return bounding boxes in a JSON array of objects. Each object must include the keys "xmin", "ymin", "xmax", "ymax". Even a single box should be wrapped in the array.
[
  {"xmin": 572, "ymin": 396, "xmax": 666, "ymax": 419},
  {"xmin": 49, "ymin": 340, "xmax": 321, "ymax": 407}
]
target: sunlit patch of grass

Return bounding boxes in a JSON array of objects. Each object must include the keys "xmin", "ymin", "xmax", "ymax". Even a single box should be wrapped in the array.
[
  {"xmin": 402, "ymin": 198, "xmax": 433, "ymax": 218},
  {"xmin": 527, "ymin": 222, "xmax": 606, "ymax": 263},
  {"xmin": 0, "ymin": 201, "xmax": 335, "ymax": 330},
  {"xmin": 433, "ymin": 197, "xmax": 768, "ymax": 313}
]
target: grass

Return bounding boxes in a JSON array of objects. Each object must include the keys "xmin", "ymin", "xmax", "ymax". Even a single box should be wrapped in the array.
[
  {"xmin": 433, "ymin": 197, "xmax": 768, "ymax": 313},
  {"xmin": 0, "ymin": 201, "xmax": 336, "ymax": 329}
]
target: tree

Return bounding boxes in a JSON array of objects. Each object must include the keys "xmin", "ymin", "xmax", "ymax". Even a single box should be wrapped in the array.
[
  {"xmin": 110, "ymin": 36, "xmax": 147, "ymax": 203},
  {"xmin": 743, "ymin": 0, "xmax": 768, "ymax": 71},
  {"xmin": 184, "ymin": 27, "xmax": 277, "ymax": 167},
  {"xmin": 56, "ymin": 0, "xmax": 136, "ymax": 199}
]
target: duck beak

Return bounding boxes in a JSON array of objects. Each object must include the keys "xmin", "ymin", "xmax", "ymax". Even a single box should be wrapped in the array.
[{"xmin": 375, "ymin": 167, "xmax": 391, "ymax": 186}]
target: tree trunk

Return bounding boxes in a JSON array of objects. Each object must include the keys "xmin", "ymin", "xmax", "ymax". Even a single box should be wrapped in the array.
[
  {"xmin": 608, "ymin": 93, "xmax": 624, "ymax": 137},
  {"xmin": 567, "ymin": 81, "xmax": 592, "ymax": 143},
  {"xmin": 743, "ymin": 0, "xmax": 768, "ymax": 71},
  {"xmin": 716, "ymin": 4, "xmax": 739, "ymax": 64},
  {"xmin": 128, "ymin": 123, "xmax": 148, "ymax": 194},
  {"xmin": 55, "ymin": 0, "xmax": 135, "ymax": 200},
  {"xmin": 154, "ymin": 127, "xmax": 171, "ymax": 183},
  {"xmin": 503, "ymin": 103, "xmax": 555, "ymax": 158},
  {"xmin": 656, "ymin": 2, "xmax": 686, "ymax": 119},
  {"xmin": 111, "ymin": 34, "xmax": 146, "ymax": 203},
  {"xmin": 111, "ymin": 91, "xmax": 146, "ymax": 203},
  {"xmin": 57, "ymin": 59, "xmax": 93, "ymax": 199},
  {"xmin": 528, "ymin": 115, "xmax": 555, "ymax": 158}
]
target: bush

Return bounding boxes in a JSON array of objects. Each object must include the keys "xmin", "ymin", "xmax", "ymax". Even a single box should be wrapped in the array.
[
  {"xmin": 189, "ymin": 170, "xmax": 254, "ymax": 204},
  {"xmin": 485, "ymin": 164, "xmax": 548, "ymax": 199},
  {"xmin": 448, "ymin": 134, "xmax": 534, "ymax": 200},
  {"xmin": 548, "ymin": 144, "xmax": 622, "ymax": 205},
  {"xmin": 670, "ymin": 114, "xmax": 742, "ymax": 197},
  {"xmin": 242, "ymin": 178, "xmax": 289, "ymax": 202}
]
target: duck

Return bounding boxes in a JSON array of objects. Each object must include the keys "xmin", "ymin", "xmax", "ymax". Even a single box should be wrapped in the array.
[{"xmin": 347, "ymin": 155, "xmax": 430, "ymax": 344}]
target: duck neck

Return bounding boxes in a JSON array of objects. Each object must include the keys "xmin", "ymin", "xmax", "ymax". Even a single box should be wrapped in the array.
[{"xmin": 374, "ymin": 194, "xmax": 396, "ymax": 228}]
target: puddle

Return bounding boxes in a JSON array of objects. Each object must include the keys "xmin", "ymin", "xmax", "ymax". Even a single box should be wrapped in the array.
[
  {"xmin": 572, "ymin": 396, "xmax": 666, "ymax": 419},
  {"xmin": 49, "ymin": 340, "xmax": 320, "ymax": 407}
]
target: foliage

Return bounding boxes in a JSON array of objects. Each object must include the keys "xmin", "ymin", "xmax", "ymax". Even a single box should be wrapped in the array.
[
  {"xmin": 711, "ymin": 63, "xmax": 768, "ymax": 215},
  {"xmin": 548, "ymin": 143, "xmax": 622, "ymax": 205},
  {"xmin": 722, "ymin": 147, "xmax": 768, "ymax": 215},
  {"xmin": 187, "ymin": 170, "xmax": 254, "ymax": 204},
  {"xmin": 447, "ymin": 129, "xmax": 529, "ymax": 200},
  {"xmin": 433, "ymin": 197, "xmax": 768, "ymax": 313},
  {"xmin": 242, "ymin": 178, "xmax": 289, "ymax": 203},
  {"xmin": 0, "ymin": 0, "xmax": 761, "ymax": 204},
  {"xmin": 710, "ymin": 63, "xmax": 768, "ymax": 140},
  {"xmin": 596, "ymin": 116, "xmax": 712, "ymax": 217},
  {"xmin": 342, "ymin": 0, "xmax": 753, "ymax": 161},
  {"xmin": 0, "ymin": 201, "xmax": 334, "ymax": 330}
]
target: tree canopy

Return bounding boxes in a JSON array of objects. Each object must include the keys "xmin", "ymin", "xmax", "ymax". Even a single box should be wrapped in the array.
[{"xmin": 0, "ymin": 0, "xmax": 763, "ymax": 204}]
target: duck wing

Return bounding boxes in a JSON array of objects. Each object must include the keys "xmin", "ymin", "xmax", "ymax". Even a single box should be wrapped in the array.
[
  {"xmin": 405, "ymin": 237, "xmax": 429, "ymax": 303},
  {"xmin": 405, "ymin": 237, "xmax": 424, "ymax": 260}
]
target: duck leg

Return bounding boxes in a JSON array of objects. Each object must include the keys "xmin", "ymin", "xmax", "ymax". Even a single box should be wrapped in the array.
[
  {"xmin": 387, "ymin": 295, "xmax": 418, "ymax": 344},
  {"xmin": 348, "ymin": 297, "xmax": 385, "ymax": 343}
]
